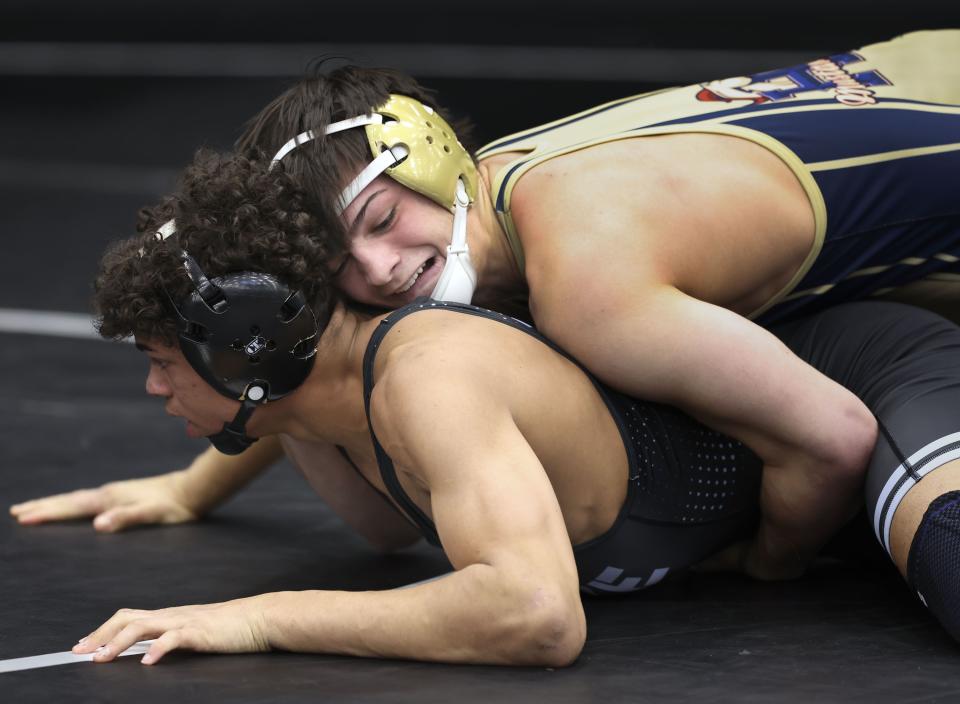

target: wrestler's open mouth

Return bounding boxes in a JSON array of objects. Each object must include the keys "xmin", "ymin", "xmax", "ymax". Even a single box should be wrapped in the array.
[
  {"xmin": 396, "ymin": 256, "xmax": 439, "ymax": 296},
  {"xmin": 396, "ymin": 261, "xmax": 427, "ymax": 294}
]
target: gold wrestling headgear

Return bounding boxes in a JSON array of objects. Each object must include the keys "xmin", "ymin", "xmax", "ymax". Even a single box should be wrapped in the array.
[{"xmin": 270, "ymin": 94, "xmax": 479, "ymax": 304}]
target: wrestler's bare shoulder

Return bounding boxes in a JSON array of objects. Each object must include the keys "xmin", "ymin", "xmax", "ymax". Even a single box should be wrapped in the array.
[
  {"xmin": 369, "ymin": 308, "xmax": 618, "ymax": 466},
  {"xmin": 485, "ymin": 133, "xmax": 815, "ymax": 314},
  {"xmin": 371, "ymin": 307, "xmax": 570, "ymax": 386}
]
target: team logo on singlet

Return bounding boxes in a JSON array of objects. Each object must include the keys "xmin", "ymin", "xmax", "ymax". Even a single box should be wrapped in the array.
[
  {"xmin": 585, "ymin": 565, "xmax": 670, "ymax": 593},
  {"xmin": 244, "ymin": 335, "xmax": 267, "ymax": 356},
  {"xmin": 696, "ymin": 51, "xmax": 891, "ymax": 107}
]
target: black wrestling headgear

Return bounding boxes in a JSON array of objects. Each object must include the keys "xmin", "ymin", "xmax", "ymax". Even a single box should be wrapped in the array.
[{"xmin": 152, "ymin": 219, "xmax": 324, "ymax": 454}]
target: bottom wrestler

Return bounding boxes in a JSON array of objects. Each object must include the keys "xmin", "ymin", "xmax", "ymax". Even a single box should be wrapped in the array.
[{"xmin": 11, "ymin": 218, "xmax": 960, "ymax": 666}]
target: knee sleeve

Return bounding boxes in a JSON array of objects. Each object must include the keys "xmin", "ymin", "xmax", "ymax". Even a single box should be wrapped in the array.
[{"xmin": 907, "ymin": 490, "xmax": 960, "ymax": 642}]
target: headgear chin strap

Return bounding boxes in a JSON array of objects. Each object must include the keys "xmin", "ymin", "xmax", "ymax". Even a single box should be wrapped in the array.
[
  {"xmin": 429, "ymin": 180, "xmax": 476, "ymax": 304},
  {"xmin": 149, "ymin": 220, "xmax": 322, "ymax": 454},
  {"xmin": 207, "ymin": 396, "xmax": 260, "ymax": 455},
  {"xmin": 269, "ymin": 95, "xmax": 479, "ymax": 304}
]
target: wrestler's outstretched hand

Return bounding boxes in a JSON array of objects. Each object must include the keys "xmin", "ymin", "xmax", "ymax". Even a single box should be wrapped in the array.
[
  {"xmin": 9, "ymin": 472, "xmax": 199, "ymax": 532},
  {"xmin": 72, "ymin": 597, "xmax": 271, "ymax": 665}
]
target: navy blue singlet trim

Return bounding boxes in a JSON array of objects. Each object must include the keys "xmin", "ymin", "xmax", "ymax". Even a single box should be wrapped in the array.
[
  {"xmin": 361, "ymin": 298, "xmax": 641, "ymax": 551},
  {"xmin": 644, "ymin": 96, "xmax": 957, "ymax": 130},
  {"xmin": 484, "ymin": 94, "xmax": 958, "ymax": 163},
  {"xmin": 479, "ymin": 89, "xmax": 957, "ymax": 157},
  {"xmin": 494, "ymin": 157, "xmax": 534, "ymax": 212},
  {"xmin": 644, "ymin": 97, "xmax": 835, "ymax": 129},
  {"xmin": 727, "ymin": 107, "xmax": 960, "ymax": 165},
  {"xmin": 813, "ymin": 152, "xmax": 960, "ymax": 240}
]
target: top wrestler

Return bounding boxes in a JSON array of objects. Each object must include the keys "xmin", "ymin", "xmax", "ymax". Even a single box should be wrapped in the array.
[
  {"xmin": 11, "ymin": 151, "xmax": 960, "ymax": 665},
  {"xmin": 224, "ymin": 29, "xmax": 960, "ymax": 577}
]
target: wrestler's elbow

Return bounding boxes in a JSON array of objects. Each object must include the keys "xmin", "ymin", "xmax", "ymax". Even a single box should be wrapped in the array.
[
  {"xmin": 838, "ymin": 400, "xmax": 879, "ymax": 479},
  {"xmin": 533, "ymin": 600, "xmax": 586, "ymax": 667},
  {"xmin": 847, "ymin": 407, "xmax": 879, "ymax": 474},
  {"xmin": 468, "ymin": 561, "xmax": 585, "ymax": 666},
  {"xmin": 820, "ymin": 400, "xmax": 877, "ymax": 485},
  {"xmin": 545, "ymin": 620, "xmax": 587, "ymax": 668},
  {"xmin": 498, "ymin": 585, "xmax": 585, "ymax": 667}
]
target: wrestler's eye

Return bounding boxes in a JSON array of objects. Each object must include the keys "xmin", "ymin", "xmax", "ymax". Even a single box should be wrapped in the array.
[
  {"xmin": 373, "ymin": 207, "xmax": 396, "ymax": 233},
  {"xmin": 150, "ymin": 357, "xmax": 169, "ymax": 370}
]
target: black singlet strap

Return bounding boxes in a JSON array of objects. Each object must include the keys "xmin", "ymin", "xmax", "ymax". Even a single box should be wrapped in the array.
[
  {"xmin": 334, "ymin": 444, "xmax": 414, "ymax": 524},
  {"xmin": 362, "ymin": 300, "xmax": 447, "ymax": 546}
]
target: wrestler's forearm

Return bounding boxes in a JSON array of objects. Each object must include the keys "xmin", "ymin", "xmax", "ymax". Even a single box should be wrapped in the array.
[
  {"xmin": 257, "ymin": 564, "xmax": 583, "ymax": 667},
  {"xmin": 749, "ymin": 451, "xmax": 868, "ymax": 578},
  {"xmin": 172, "ymin": 437, "xmax": 283, "ymax": 515},
  {"xmin": 543, "ymin": 286, "xmax": 876, "ymax": 573}
]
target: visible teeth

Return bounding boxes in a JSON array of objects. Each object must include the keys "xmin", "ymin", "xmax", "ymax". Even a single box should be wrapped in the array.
[{"xmin": 397, "ymin": 264, "xmax": 426, "ymax": 294}]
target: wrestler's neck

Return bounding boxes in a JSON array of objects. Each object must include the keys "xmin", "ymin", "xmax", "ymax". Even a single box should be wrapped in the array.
[
  {"xmin": 467, "ymin": 163, "xmax": 527, "ymax": 308},
  {"xmin": 244, "ymin": 302, "xmax": 379, "ymax": 447}
]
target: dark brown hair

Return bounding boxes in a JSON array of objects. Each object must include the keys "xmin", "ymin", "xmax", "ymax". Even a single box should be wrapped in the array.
[
  {"xmin": 94, "ymin": 150, "xmax": 340, "ymax": 345},
  {"xmin": 235, "ymin": 63, "xmax": 475, "ymax": 245}
]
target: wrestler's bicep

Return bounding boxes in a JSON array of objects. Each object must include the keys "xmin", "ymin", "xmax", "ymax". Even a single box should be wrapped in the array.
[{"xmin": 370, "ymin": 357, "xmax": 581, "ymax": 593}]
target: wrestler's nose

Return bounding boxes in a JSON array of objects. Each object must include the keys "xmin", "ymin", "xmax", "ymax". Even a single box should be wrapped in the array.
[
  {"xmin": 145, "ymin": 366, "xmax": 170, "ymax": 398},
  {"xmin": 351, "ymin": 239, "xmax": 401, "ymax": 289}
]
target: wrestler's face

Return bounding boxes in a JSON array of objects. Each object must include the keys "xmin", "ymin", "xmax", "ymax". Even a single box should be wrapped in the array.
[
  {"xmin": 332, "ymin": 176, "xmax": 452, "ymax": 308},
  {"xmin": 136, "ymin": 338, "xmax": 240, "ymax": 439}
]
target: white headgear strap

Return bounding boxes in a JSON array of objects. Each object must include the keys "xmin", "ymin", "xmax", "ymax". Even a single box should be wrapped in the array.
[
  {"xmin": 157, "ymin": 219, "xmax": 177, "ymax": 240},
  {"xmin": 269, "ymin": 114, "xmax": 383, "ymax": 166},
  {"xmin": 137, "ymin": 218, "xmax": 177, "ymax": 257},
  {"xmin": 429, "ymin": 179, "xmax": 476, "ymax": 304},
  {"xmin": 335, "ymin": 145, "xmax": 409, "ymax": 214},
  {"xmin": 270, "ymin": 114, "xmax": 406, "ymax": 215}
]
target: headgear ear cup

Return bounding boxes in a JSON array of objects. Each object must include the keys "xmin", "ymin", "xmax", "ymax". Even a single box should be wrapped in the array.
[
  {"xmin": 176, "ymin": 270, "xmax": 319, "ymax": 401},
  {"xmin": 150, "ymin": 220, "xmax": 324, "ymax": 454}
]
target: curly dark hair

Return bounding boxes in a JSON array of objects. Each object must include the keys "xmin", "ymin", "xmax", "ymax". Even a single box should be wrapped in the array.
[
  {"xmin": 94, "ymin": 149, "xmax": 341, "ymax": 346},
  {"xmin": 235, "ymin": 63, "xmax": 476, "ymax": 246}
]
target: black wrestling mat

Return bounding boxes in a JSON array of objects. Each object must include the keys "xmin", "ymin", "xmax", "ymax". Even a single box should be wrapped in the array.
[{"xmin": 2, "ymin": 333, "xmax": 958, "ymax": 704}]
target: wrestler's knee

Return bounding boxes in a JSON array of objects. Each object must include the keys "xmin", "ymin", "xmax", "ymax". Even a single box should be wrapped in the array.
[{"xmin": 907, "ymin": 490, "xmax": 960, "ymax": 642}]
